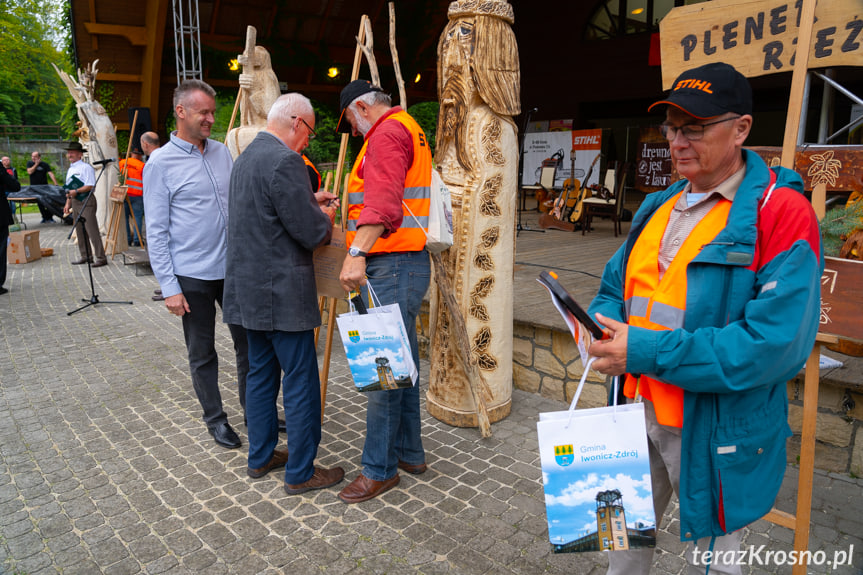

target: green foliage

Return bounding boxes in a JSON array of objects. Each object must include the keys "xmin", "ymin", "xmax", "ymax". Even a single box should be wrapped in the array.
[
  {"xmin": 407, "ymin": 101, "xmax": 439, "ymax": 155},
  {"xmin": 0, "ymin": 0, "xmax": 70, "ymax": 128},
  {"xmin": 59, "ymin": 97, "xmax": 79, "ymax": 140},
  {"xmin": 304, "ymin": 100, "xmax": 343, "ymax": 166},
  {"xmin": 821, "ymin": 200, "xmax": 863, "ymax": 257},
  {"xmin": 209, "ymin": 89, "xmax": 237, "ymax": 142}
]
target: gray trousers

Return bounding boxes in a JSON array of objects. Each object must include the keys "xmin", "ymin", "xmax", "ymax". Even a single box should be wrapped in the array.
[
  {"xmin": 71, "ymin": 196, "xmax": 106, "ymax": 262},
  {"xmin": 607, "ymin": 401, "xmax": 742, "ymax": 575}
]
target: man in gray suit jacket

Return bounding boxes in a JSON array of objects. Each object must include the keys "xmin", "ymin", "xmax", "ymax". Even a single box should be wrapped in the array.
[{"xmin": 223, "ymin": 93, "xmax": 345, "ymax": 494}]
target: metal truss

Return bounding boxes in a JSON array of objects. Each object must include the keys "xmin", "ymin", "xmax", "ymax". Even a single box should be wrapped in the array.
[{"xmin": 172, "ymin": 0, "xmax": 203, "ymax": 85}]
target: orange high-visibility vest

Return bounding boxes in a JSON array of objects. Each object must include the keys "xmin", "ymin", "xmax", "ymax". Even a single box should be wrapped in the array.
[
  {"xmin": 346, "ymin": 110, "xmax": 431, "ymax": 254},
  {"xmin": 119, "ymin": 158, "xmax": 145, "ymax": 197},
  {"xmin": 623, "ymin": 191, "xmax": 732, "ymax": 428},
  {"xmin": 303, "ymin": 154, "xmax": 321, "ymax": 192}
]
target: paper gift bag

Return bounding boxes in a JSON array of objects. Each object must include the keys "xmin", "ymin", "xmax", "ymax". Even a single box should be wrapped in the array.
[
  {"xmin": 537, "ymin": 363, "xmax": 656, "ymax": 553},
  {"xmin": 336, "ymin": 283, "xmax": 418, "ymax": 392}
]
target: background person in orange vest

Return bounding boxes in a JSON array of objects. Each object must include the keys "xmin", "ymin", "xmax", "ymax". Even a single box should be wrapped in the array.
[
  {"xmin": 119, "ymin": 149, "xmax": 146, "ymax": 246},
  {"xmin": 337, "ymin": 79, "xmax": 432, "ymax": 504},
  {"xmin": 588, "ymin": 63, "xmax": 822, "ymax": 574}
]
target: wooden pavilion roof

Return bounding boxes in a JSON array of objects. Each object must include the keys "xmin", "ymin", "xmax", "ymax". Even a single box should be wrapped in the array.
[{"xmin": 70, "ymin": 0, "xmax": 454, "ymax": 131}]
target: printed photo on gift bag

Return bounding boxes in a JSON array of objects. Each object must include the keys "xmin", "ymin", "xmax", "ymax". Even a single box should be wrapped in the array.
[
  {"xmin": 336, "ymin": 283, "xmax": 418, "ymax": 392},
  {"xmin": 538, "ymin": 401, "xmax": 656, "ymax": 553},
  {"xmin": 340, "ymin": 325, "xmax": 415, "ymax": 391}
]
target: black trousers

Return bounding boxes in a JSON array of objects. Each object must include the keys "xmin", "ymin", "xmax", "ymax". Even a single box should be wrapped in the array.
[
  {"xmin": 0, "ymin": 225, "xmax": 7, "ymax": 288},
  {"xmin": 176, "ymin": 275, "xmax": 248, "ymax": 428}
]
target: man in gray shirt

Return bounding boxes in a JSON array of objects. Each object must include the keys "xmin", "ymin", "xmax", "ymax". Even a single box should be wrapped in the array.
[{"xmin": 143, "ymin": 79, "xmax": 248, "ymax": 449}]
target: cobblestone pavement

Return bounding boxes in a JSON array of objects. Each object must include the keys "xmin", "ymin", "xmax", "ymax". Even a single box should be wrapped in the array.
[{"xmin": 1, "ymin": 218, "xmax": 861, "ymax": 575}]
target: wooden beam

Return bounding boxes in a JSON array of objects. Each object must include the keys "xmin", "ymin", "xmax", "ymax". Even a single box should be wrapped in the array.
[
  {"xmin": 780, "ymin": 0, "xmax": 817, "ymax": 169},
  {"xmin": 83, "ymin": 22, "xmax": 147, "ymax": 45},
  {"xmin": 208, "ymin": 0, "xmax": 222, "ymax": 34},
  {"xmin": 88, "ymin": 0, "xmax": 98, "ymax": 50},
  {"xmin": 141, "ymin": 0, "xmax": 169, "ymax": 127},
  {"xmin": 98, "ymin": 73, "xmax": 143, "ymax": 83}
]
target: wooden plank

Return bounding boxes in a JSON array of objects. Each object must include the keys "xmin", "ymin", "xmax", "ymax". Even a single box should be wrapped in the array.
[
  {"xmin": 141, "ymin": 0, "xmax": 169, "ymax": 124},
  {"xmin": 658, "ymin": 0, "xmax": 863, "ymax": 89},
  {"xmin": 762, "ymin": 509, "xmax": 796, "ymax": 530},
  {"xmin": 746, "ymin": 145, "xmax": 863, "ymax": 192},
  {"xmin": 97, "ymin": 73, "xmax": 143, "ymax": 83},
  {"xmin": 780, "ymin": 0, "xmax": 817, "ymax": 169},
  {"xmin": 83, "ymin": 22, "xmax": 147, "ymax": 45},
  {"xmin": 821, "ymin": 257, "xmax": 863, "ymax": 343},
  {"xmin": 791, "ymin": 343, "xmax": 820, "ymax": 575}
]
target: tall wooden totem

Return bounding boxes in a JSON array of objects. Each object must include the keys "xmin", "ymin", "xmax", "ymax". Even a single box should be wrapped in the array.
[{"xmin": 428, "ymin": 0, "xmax": 521, "ymax": 427}]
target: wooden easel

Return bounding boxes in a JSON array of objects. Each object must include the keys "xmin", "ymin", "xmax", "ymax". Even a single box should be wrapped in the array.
[
  {"xmin": 754, "ymin": 2, "xmax": 827, "ymax": 573},
  {"xmin": 105, "ymin": 111, "xmax": 143, "ymax": 258},
  {"xmin": 317, "ymin": 15, "xmax": 370, "ymax": 423}
]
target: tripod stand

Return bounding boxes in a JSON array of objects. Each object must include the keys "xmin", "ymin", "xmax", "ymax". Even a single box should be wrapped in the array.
[
  {"xmin": 516, "ymin": 107, "xmax": 544, "ymax": 236},
  {"xmin": 67, "ymin": 161, "xmax": 133, "ymax": 315}
]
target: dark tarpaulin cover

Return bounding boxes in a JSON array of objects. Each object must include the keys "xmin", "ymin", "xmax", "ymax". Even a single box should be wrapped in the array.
[{"xmin": 8, "ymin": 185, "xmax": 73, "ymax": 223}]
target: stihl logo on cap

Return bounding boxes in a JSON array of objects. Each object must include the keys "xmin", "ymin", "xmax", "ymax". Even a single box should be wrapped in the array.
[{"xmin": 674, "ymin": 78, "xmax": 714, "ymax": 94}]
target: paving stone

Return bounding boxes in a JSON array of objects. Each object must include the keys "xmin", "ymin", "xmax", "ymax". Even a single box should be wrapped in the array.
[{"xmin": 2, "ymin": 219, "xmax": 862, "ymax": 574}]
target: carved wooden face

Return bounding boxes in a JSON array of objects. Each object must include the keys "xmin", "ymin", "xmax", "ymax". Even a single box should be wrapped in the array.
[{"xmin": 440, "ymin": 17, "xmax": 475, "ymax": 84}]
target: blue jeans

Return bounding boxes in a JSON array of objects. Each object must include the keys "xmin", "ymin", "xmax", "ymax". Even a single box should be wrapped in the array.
[
  {"xmin": 360, "ymin": 250, "xmax": 431, "ymax": 481},
  {"xmin": 246, "ymin": 329, "xmax": 321, "ymax": 484},
  {"xmin": 125, "ymin": 195, "xmax": 144, "ymax": 245}
]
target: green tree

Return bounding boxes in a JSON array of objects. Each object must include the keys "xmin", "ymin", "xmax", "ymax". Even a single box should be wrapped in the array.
[
  {"xmin": 0, "ymin": 0, "xmax": 70, "ymax": 126},
  {"xmin": 407, "ymin": 101, "xmax": 438, "ymax": 155}
]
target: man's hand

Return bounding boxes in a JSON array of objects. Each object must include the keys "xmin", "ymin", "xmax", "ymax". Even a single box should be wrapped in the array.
[
  {"xmin": 588, "ymin": 313, "xmax": 629, "ymax": 376},
  {"xmin": 165, "ymin": 293, "xmax": 191, "ymax": 317},
  {"xmin": 63, "ymin": 201, "xmax": 71, "ymax": 216},
  {"xmin": 314, "ymin": 190, "xmax": 337, "ymax": 207},
  {"xmin": 340, "ymin": 256, "xmax": 367, "ymax": 292}
]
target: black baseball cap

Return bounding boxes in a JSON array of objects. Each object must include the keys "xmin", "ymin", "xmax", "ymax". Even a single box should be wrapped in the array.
[
  {"xmin": 337, "ymin": 79, "xmax": 383, "ymax": 133},
  {"xmin": 648, "ymin": 62, "xmax": 752, "ymax": 119}
]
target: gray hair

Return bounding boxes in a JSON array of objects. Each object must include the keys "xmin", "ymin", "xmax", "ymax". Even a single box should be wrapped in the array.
[
  {"xmin": 173, "ymin": 79, "xmax": 216, "ymax": 113},
  {"xmin": 348, "ymin": 90, "xmax": 392, "ymax": 115},
  {"xmin": 268, "ymin": 93, "xmax": 314, "ymax": 126}
]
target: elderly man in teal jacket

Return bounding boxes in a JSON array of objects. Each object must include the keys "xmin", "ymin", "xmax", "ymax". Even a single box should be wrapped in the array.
[{"xmin": 588, "ymin": 62, "xmax": 823, "ymax": 574}]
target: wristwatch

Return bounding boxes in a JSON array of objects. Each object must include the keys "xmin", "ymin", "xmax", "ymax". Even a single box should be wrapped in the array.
[{"xmin": 348, "ymin": 246, "xmax": 367, "ymax": 258}]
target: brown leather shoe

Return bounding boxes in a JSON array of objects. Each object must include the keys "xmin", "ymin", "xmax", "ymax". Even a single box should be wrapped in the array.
[
  {"xmin": 338, "ymin": 473, "xmax": 400, "ymax": 504},
  {"xmin": 91, "ymin": 259, "xmax": 108, "ymax": 268},
  {"xmin": 398, "ymin": 460, "xmax": 427, "ymax": 475},
  {"xmin": 283, "ymin": 466, "xmax": 344, "ymax": 495},
  {"xmin": 247, "ymin": 447, "xmax": 289, "ymax": 479},
  {"xmin": 71, "ymin": 257, "xmax": 91, "ymax": 265}
]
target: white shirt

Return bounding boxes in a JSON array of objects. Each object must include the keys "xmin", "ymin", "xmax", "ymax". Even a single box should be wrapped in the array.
[{"xmin": 65, "ymin": 159, "xmax": 95, "ymax": 188}]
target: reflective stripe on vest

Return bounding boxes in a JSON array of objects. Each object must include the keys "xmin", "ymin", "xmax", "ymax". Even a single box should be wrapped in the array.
[
  {"xmin": 120, "ymin": 159, "xmax": 145, "ymax": 196},
  {"xmin": 346, "ymin": 110, "xmax": 432, "ymax": 254},
  {"xmin": 623, "ymin": 191, "xmax": 732, "ymax": 428},
  {"xmin": 303, "ymin": 154, "xmax": 321, "ymax": 191}
]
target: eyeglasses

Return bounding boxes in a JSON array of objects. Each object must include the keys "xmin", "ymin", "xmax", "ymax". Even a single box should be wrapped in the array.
[
  {"xmin": 659, "ymin": 116, "xmax": 741, "ymax": 141},
  {"xmin": 291, "ymin": 116, "xmax": 317, "ymax": 140}
]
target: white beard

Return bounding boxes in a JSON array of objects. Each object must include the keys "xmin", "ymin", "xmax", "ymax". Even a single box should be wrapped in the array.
[{"xmin": 355, "ymin": 114, "xmax": 373, "ymax": 136}]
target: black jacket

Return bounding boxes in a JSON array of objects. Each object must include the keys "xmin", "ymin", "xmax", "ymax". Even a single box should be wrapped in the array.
[{"xmin": 2, "ymin": 169, "xmax": 21, "ymax": 227}]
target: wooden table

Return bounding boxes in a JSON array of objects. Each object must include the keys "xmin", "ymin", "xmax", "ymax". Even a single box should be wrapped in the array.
[{"xmin": 7, "ymin": 197, "xmax": 39, "ymax": 230}]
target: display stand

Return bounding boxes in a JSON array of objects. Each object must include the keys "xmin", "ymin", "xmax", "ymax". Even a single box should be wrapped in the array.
[{"xmin": 317, "ymin": 16, "xmax": 369, "ymax": 423}]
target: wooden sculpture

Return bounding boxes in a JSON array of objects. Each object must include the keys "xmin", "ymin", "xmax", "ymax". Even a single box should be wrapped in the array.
[
  {"xmin": 428, "ymin": 0, "xmax": 521, "ymax": 428},
  {"xmin": 226, "ymin": 26, "xmax": 281, "ymax": 159},
  {"xmin": 53, "ymin": 61, "xmax": 120, "ymax": 236}
]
